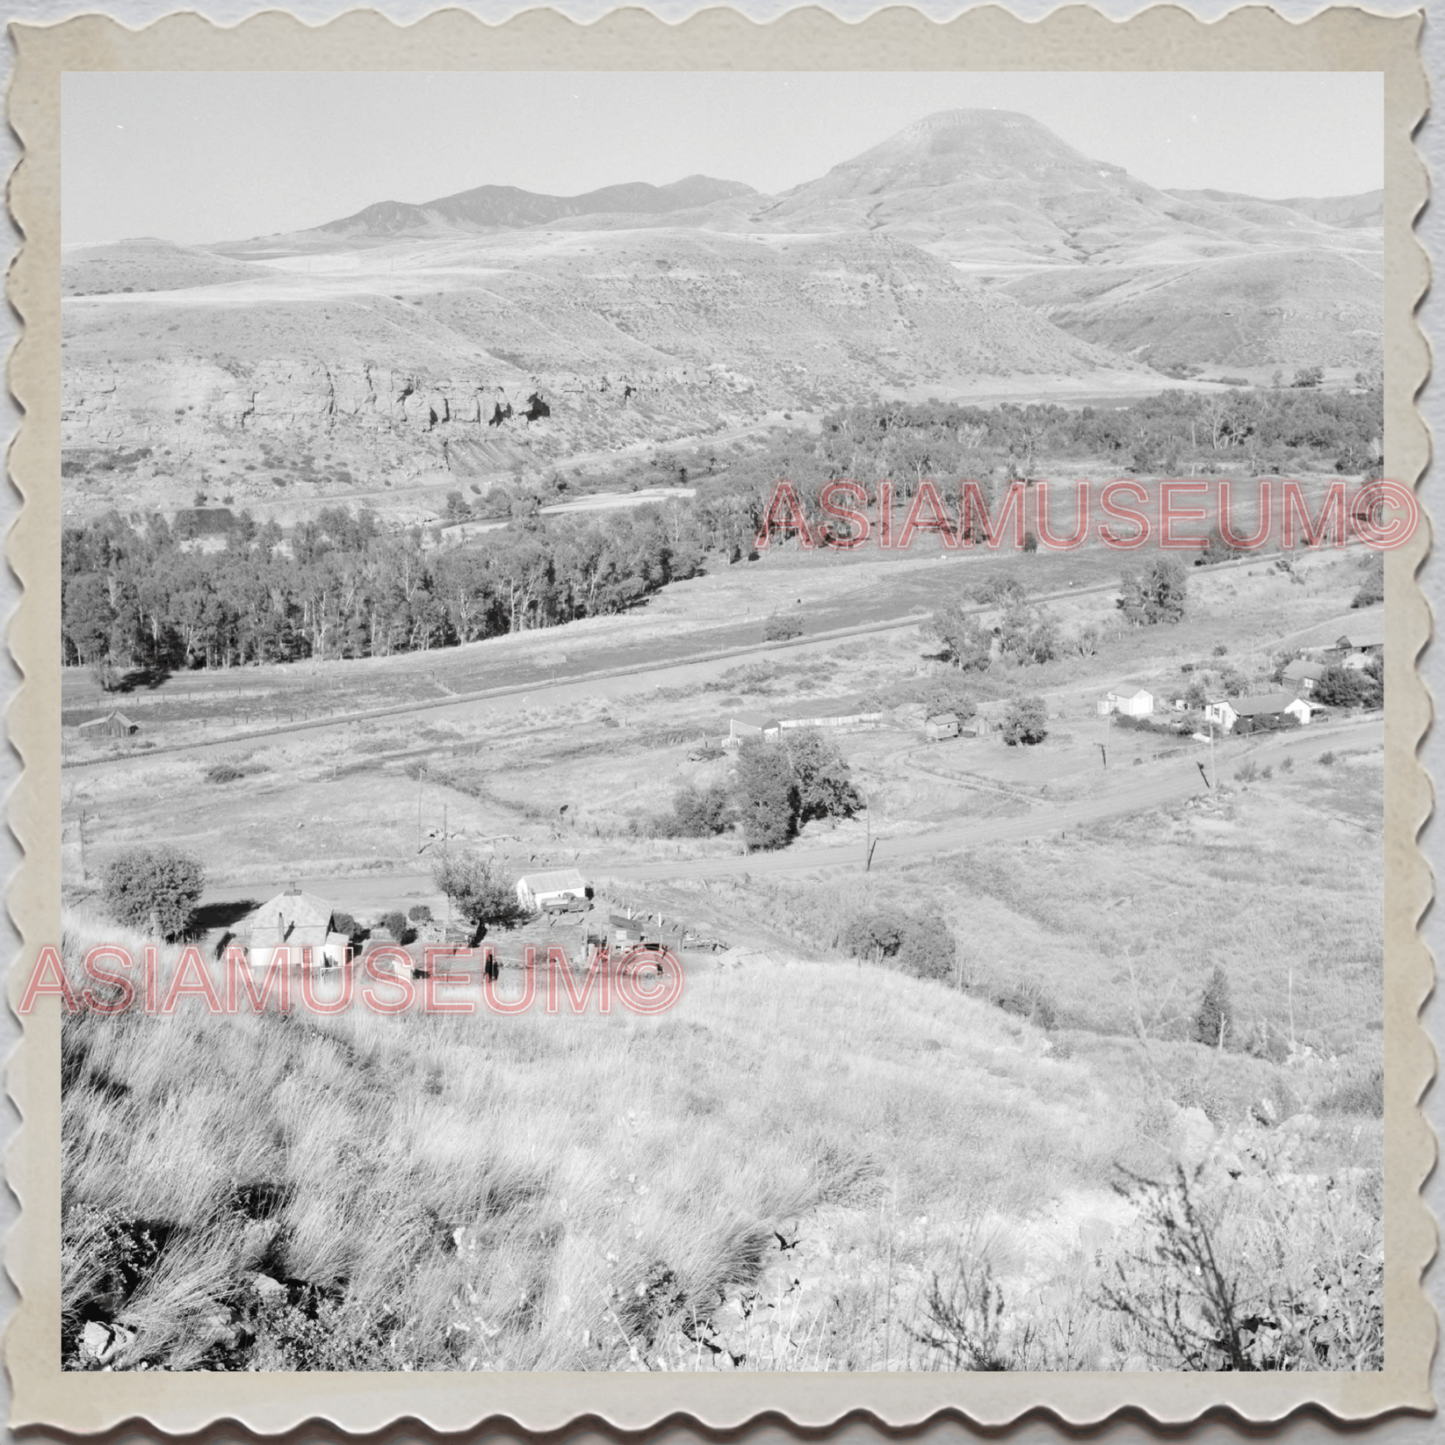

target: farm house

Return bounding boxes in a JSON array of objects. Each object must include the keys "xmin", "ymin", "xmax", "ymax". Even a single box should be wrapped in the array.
[
  {"xmin": 1205, "ymin": 693, "xmax": 1314, "ymax": 733},
  {"xmin": 516, "ymin": 869, "xmax": 590, "ymax": 912},
  {"xmin": 244, "ymin": 886, "xmax": 350, "ymax": 971}
]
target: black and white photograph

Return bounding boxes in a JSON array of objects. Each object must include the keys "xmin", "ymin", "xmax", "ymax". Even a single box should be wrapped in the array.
[{"xmin": 49, "ymin": 67, "xmax": 1392, "ymax": 1375}]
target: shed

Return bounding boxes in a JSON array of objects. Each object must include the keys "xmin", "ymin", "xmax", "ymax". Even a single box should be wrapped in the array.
[
  {"xmin": 726, "ymin": 712, "xmax": 781, "ymax": 747},
  {"xmin": 1098, "ymin": 688, "xmax": 1154, "ymax": 718},
  {"xmin": 245, "ymin": 885, "xmax": 349, "ymax": 971},
  {"xmin": 516, "ymin": 869, "xmax": 589, "ymax": 912},
  {"xmin": 1336, "ymin": 613, "xmax": 1385, "ymax": 653},
  {"xmin": 925, "ymin": 711, "xmax": 960, "ymax": 741},
  {"xmin": 78, "ymin": 710, "xmax": 139, "ymax": 739}
]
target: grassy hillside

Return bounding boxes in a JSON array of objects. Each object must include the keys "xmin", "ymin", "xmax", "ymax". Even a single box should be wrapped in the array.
[{"xmin": 60, "ymin": 908, "xmax": 1381, "ymax": 1372}]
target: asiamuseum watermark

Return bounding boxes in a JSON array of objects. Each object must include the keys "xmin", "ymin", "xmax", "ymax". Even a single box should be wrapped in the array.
[
  {"xmin": 19, "ymin": 944, "xmax": 683, "ymax": 1017},
  {"xmin": 753, "ymin": 477, "xmax": 1419, "ymax": 552}
]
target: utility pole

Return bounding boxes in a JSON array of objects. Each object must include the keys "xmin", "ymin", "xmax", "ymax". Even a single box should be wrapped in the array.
[
  {"xmin": 1209, "ymin": 716, "xmax": 1218, "ymax": 791},
  {"xmin": 78, "ymin": 808, "xmax": 87, "ymax": 884},
  {"xmin": 417, "ymin": 765, "xmax": 425, "ymax": 853}
]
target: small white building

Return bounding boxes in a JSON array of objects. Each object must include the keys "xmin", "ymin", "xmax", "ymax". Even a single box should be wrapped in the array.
[
  {"xmin": 1098, "ymin": 687, "xmax": 1155, "ymax": 718},
  {"xmin": 516, "ymin": 869, "xmax": 589, "ymax": 912},
  {"xmin": 725, "ymin": 712, "xmax": 782, "ymax": 748}
]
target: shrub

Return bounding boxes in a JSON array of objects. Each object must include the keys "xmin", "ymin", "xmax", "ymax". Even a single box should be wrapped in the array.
[
  {"xmin": 993, "ymin": 979, "xmax": 1058, "ymax": 1031},
  {"xmin": 1193, "ymin": 965, "xmax": 1235, "ymax": 1048},
  {"xmin": 1002, "ymin": 695, "xmax": 1048, "ymax": 746},
  {"xmin": 1319, "ymin": 1066, "xmax": 1385, "ymax": 1118},
  {"xmin": 380, "ymin": 911, "xmax": 412, "ymax": 943},
  {"xmin": 1351, "ymin": 554, "xmax": 1384, "ymax": 609},
  {"xmin": 1234, "ymin": 761, "xmax": 1258, "ymax": 783},
  {"xmin": 331, "ymin": 911, "xmax": 360, "ymax": 939},
  {"xmin": 1279, "ymin": 756, "xmax": 1294, "ymax": 772},
  {"xmin": 1313, "ymin": 664, "xmax": 1377, "ymax": 709},
  {"xmin": 1319, "ymin": 751, "xmax": 1336, "ymax": 766},
  {"xmin": 663, "ymin": 782, "xmax": 734, "ymax": 838},
  {"xmin": 205, "ymin": 763, "xmax": 246, "ymax": 784},
  {"xmin": 763, "ymin": 613, "xmax": 804, "ymax": 642},
  {"xmin": 101, "ymin": 845, "xmax": 204, "ymax": 940},
  {"xmin": 896, "ymin": 913, "xmax": 957, "ymax": 982},
  {"xmin": 407, "ymin": 904, "xmax": 432, "ymax": 923},
  {"xmin": 840, "ymin": 909, "xmax": 911, "ymax": 964}
]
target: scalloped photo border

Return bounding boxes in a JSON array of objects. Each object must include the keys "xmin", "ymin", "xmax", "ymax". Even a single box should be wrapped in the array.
[{"xmin": 4, "ymin": 4, "xmax": 1434, "ymax": 1432}]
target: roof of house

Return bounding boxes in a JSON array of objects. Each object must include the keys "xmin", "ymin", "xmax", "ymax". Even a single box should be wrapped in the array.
[
  {"xmin": 1337, "ymin": 611, "xmax": 1386, "ymax": 648},
  {"xmin": 1282, "ymin": 660, "xmax": 1327, "ymax": 680},
  {"xmin": 79, "ymin": 710, "xmax": 137, "ymax": 730},
  {"xmin": 927, "ymin": 711, "xmax": 960, "ymax": 725},
  {"xmin": 731, "ymin": 711, "xmax": 781, "ymax": 731},
  {"xmin": 1106, "ymin": 686, "xmax": 1154, "ymax": 699},
  {"xmin": 247, "ymin": 887, "xmax": 336, "ymax": 949},
  {"xmin": 518, "ymin": 869, "xmax": 588, "ymax": 895},
  {"xmin": 780, "ymin": 696, "xmax": 883, "ymax": 722},
  {"xmin": 1231, "ymin": 691, "xmax": 1306, "ymax": 717}
]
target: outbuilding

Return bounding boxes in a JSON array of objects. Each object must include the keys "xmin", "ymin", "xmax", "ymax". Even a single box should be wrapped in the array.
[
  {"xmin": 925, "ymin": 711, "xmax": 960, "ymax": 741},
  {"xmin": 516, "ymin": 869, "xmax": 590, "ymax": 913},
  {"xmin": 1098, "ymin": 687, "xmax": 1154, "ymax": 718},
  {"xmin": 78, "ymin": 710, "xmax": 139, "ymax": 739},
  {"xmin": 726, "ymin": 712, "xmax": 782, "ymax": 747},
  {"xmin": 1281, "ymin": 659, "xmax": 1327, "ymax": 695}
]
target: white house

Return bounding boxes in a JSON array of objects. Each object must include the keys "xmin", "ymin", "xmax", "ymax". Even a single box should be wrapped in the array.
[
  {"xmin": 1098, "ymin": 687, "xmax": 1154, "ymax": 718},
  {"xmin": 245, "ymin": 886, "xmax": 350, "ymax": 972},
  {"xmin": 516, "ymin": 869, "xmax": 589, "ymax": 912},
  {"xmin": 1206, "ymin": 692, "xmax": 1314, "ymax": 733}
]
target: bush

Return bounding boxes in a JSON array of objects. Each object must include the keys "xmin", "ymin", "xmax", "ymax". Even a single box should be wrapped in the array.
[
  {"xmin": 101, "ymin": 845, "xmax": 205, "ymax": 941},
  {"xmin": 896, "ymin": 913, "xmax": 957, "ymax": 982},
  {"xmin": 1193, "ymin": 965, "xmax": 1235, "ymax": 1048},
  {"xmin": 1313, "ymin": 664, "xmax": 1378, "ymax": 709},
  {"xmin": 662, "ymin": 782, "xmax": 734, "ymax": 838},
  {"xmin": 993, "ymin": 979, "xmax": 1058, "ymax": 1031},
  {"xmin": 1319, "ymin": 751, "xmax": 1336, "ymax": 766},
  {"xmin": 205, "ymin": 763, "xmax": 246, "ymax": 784},
  {"xmin": 1319, "ymin": 1066, "xmax": 1385, "ymax": 1118},
  {"xmin": 380, "ymin": 911, "xmax": 413, "ymax": 943},
  {"xmin": 763, "ymin": 613, "xmax": 804, "ymax": 642},
  {"xmin": 1234, "ymin": 761, "xmax": 1258, "ymax": 783},
  {"xmin": 332, "ymin": 911, "xmax": 360, "ymax": 939},
  {"xmin": 1351, "ymin": 554, "xmax": 1384, "ymax": 609},
  {"xmin": 1002, "ymin": 695, "xmax": 1048, "ymax": 746},
  {"xmin": 407, "ymin": 904, "xmax": 432, "ymax": 923},
  {"xmin": 1279, "ymin": 756, "xmax": 1294, "ymax": 773},
  {"xmin": 840, "ymin": 909, "xmax": 912, "ymax": 963}
]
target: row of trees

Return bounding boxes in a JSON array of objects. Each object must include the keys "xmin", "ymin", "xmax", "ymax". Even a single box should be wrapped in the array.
[{"xmin": 62, "ymin": 501, "xmax": 718, "ymax": 673}]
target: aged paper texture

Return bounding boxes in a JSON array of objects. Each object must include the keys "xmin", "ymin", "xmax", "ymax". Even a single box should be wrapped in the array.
[{"xmin": 5, "ymin": 4, "xmax": 1433, "ymax": 1433}]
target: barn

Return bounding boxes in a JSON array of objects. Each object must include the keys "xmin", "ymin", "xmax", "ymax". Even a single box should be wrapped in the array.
[
  {"xmin": 78, "ymin": 710, "xmax": 139, "ymax": 739},
  {"xmin": 516, "ymin": 869, "xmax": 589, "ymax": 912},
  {"xmin": 245, "ymin": 885, "xmax": 350, "ymax": 971}
]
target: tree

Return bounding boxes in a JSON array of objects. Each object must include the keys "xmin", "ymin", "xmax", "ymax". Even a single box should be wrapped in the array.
[
  {"xmin": 1193, "ymin": 965, "xmax": 1235, "ymax": 1048},
  {"xmin": 921, "ymin": 672, "xmax": 979, "ymax": 724},
  {"xmin": 1118, "ymin": 558, "xmax": 1189, "ymax": 626},
  {"xmin": 101, "ymin": 845, "xmax": 204, "ymax": 940},
  {"xmin": 432, "ymin": 851, "xmax": 525, "ymax": 936},
  {"xmin": 735, "ymin": 739, "xmax": 798, "ymax": 851},
  {"xmin": 928, "ymin": 603, "xmax": 993, "ymax": 671},
  {"xmin": 1002, "ymin": 695, "xmax": 1049, "ymax": 746},
  {"xmin": 896, "ymin": 913, "xmax": 957, "ymax": 981},
  {"xmin": 784, "ymin": 727, "xmax": 862, "ymax": 825},
  {"xmin": 997, "ymin": 602, "xmax": 1059, "ymax": 665},
  {"xmin": 1292, "ymin": 365, "xmax": 1325, "ymax": 389},
  {"xmin": 380, "ymin": 910, "xmax": 414, "ymax": 944},
  {"xmin": 1313, "ymin": 664, "xmax": 1374, "ymax": 709},
  {"xmin": 841, "ymin": 909, "xmax": 911, "ymax": 964},
  {"xmin": 1183, "ymin": 677, "xmax": 1209, "ymax": 711}
]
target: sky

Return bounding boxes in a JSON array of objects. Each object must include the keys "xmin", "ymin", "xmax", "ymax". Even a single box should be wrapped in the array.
[{"xmin": 61, "ymin": 71, "xmax": 1383, "ymax": 247}]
